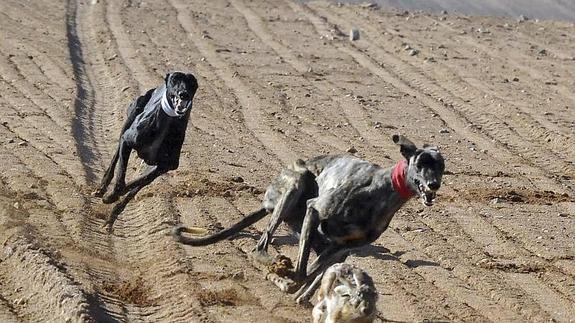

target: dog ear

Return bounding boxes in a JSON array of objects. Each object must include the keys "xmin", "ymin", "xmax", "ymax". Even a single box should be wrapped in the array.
[
  {"xmin": 185, "ymin": 73, "xmax": 198, "ymax": 88},
  {"xmin": 392, "ymin": 134, "xmax": 417, "ymax": 160}
]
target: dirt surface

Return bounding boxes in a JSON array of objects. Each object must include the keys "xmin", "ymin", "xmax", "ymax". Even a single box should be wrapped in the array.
[{"xmin": 0, "ymin": 0, "xmax": 574, "ymax": 322}]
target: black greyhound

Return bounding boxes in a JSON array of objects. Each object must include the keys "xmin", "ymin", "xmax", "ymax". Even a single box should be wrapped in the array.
[
  {"xmin": 94, "ymin": 72, "xmax": 198, "ymax": 231},
  {"xmin": 173, "ymin": 135, "xmax": 444, "ymax": 303}
]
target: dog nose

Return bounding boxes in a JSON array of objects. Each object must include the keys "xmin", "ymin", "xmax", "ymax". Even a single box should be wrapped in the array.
[{"xmin": 427, "ymin": 180, "xmax": 440, "ymax": 191}]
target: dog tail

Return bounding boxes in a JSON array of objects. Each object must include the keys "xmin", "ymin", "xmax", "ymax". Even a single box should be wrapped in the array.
[{"xmin": 172, "ymin": 208, "xmax": 268, "ymax": 246}]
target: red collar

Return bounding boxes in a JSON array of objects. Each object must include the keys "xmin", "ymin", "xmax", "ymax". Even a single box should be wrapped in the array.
[{"xmin": 391, "ymin": 160, "xmax": 415, "ymax": 199}]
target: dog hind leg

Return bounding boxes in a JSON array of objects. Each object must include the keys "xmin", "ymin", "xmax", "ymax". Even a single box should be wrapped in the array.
[
  {"xmin": 95, "ymin": 94, "xmax": 148, "ymax": 198},
  {"xmin": 122, "ymin": 165, "xmax": 164, "ymax": 195},
  {"xmin": 105, "ymin": 185, "xmax": 141, "ymax": 232},
  {"xmin": 253, "ymin": 166, "xmax": 310, "ymax": 264},
  {"xmin": 103, "ymin": 140, "xmax": 131, "ymax": 204},
  {"xmin": 253, "ymin": 190, "xmax": 302, "ymax": 265},
  {"xmin": 105, "ymin": 166, "xmax": 166, "ymax": 231}
]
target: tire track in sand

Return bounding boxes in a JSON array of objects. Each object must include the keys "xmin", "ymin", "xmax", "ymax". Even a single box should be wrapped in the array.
[
  {"xmin": 337, "ymin": 8, "xmax": 575, "ymax": 160},
  {"xmin": 66, "ymin": 0, "xmax": 100, "ymax": 184},
  {"xmin": 89, "ymin": 1, "xmax": 219, "ymax": 320},
  {"xmin": 168, "ymin": 0, "xmax": 296, "ymax": 165},
  {"xmin": 0, "ymin": 234, "xmax": 91, "ymax": 322},
  {"xmin": 65, "ymin": 0, "xmax": 135, "ymax": 320},
  {"xmin": 230, "ymin": 0, "xmax": 386, "ymax": 154},
  {"xmin": 0, "ymin": 293, "xmax": 19, "ymax": 323},
  {"xmin": 425, "ymin": 14, "xmax": 575, "ymax": 109}
]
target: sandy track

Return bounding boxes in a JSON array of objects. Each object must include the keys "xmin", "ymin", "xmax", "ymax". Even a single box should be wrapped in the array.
[{"xmin": 0, "ymin": 0, "xmax": 574, "ymax": 322}]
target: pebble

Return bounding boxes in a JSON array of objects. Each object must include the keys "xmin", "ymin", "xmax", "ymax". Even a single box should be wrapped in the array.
[
  {"xmin": 3, "ymin": 246, "xmax": 14, "ymax": 259},
  {"xmin": 14, "ymin": 298, "xmax": 26, "ymax": 306},
  {"xmin": 408, "ymin": 49, "xmax": 419, "ymax": 56},
  {"xmin": 558, "ymin": 213, "xmax": 568, "ymax": 217},
  {"xmin": 346, "ymin": 147, "xmax": 358, "ymax": 154},
  {"xmin": 350, "ymin": 28, "xmax": 360, "ymax": 41},
  {"xmin": 439, "ymin": 128, "xmax": 450, "ymax": 134},
  {"xmin": 231, "ymin": 176, "xmax": 244, "ymax": 183}
]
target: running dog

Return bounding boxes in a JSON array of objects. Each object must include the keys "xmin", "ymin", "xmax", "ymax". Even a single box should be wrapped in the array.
[
  {"xmin": 94, "ymin": 72, "xmax": 198, "ymax": 231},
  {"xmin": 173, "ymin": 135, "xmax": 444, "ymax": 303}
]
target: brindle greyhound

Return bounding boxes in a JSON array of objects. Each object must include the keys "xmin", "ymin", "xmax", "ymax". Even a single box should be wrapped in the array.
[
  {"xmin": 94, "ymin": 72, "xmax": 198, "ymax": 231},
  {"xmin": 173, "ymin": 135, "xmax": 444, "ymax": 303}
]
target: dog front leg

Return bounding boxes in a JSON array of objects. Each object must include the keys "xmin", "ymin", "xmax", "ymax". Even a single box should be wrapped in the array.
[
  {"xmin": 103, "ymin": 140, "xmax": 131, "ymax": 204},
  {"xmin": 294, "ymin": 246, "xmax": 349, "ymax": 304},
  {"xmin": 295, "ymin": 204, "xmax": 320, "ymax": 281},
  {"xmin": 93, "ymin": 146, "xmax": 120, "ymax": 197}
]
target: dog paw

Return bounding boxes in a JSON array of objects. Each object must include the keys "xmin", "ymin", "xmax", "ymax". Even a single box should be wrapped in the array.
[
  {"xmin": 102, "ymin": 193, "xmax": 119, "ymax": 204},
  {"xmin": 91, "ymin": 188, "xmax": 105, "ymax": 198},
  {"xmin": 101, "ymin": 221, "xmax": 114, "ymax": 233},
  {"xmin": 295, "ymin": 294, "xmax": 313, "ymax": 307}
]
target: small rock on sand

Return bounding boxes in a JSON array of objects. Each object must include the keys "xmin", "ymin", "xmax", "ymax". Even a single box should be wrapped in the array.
[{"xmin": 350, "ymin": 28, "xmax": 360, "ymax": 41}]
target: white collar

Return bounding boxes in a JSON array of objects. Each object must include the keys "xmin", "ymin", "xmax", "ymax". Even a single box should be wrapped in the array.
[{"xmin": 161, "ymin": 91, "xmax": 180, "ymax": 117}]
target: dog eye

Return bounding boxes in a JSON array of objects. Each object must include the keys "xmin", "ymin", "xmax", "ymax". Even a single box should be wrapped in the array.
[
  {"xmin": 179, "ymin": 92, "xmax": 190, "ymax": 100},
  {"xmin": 417, "ymin": 154, "xmax": 433, "ymax": 167}
]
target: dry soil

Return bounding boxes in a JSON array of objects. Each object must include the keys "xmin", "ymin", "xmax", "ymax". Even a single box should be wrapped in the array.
[{"xmin": 0, "ymin": 0, "xmax": 574, "ymax": 322}]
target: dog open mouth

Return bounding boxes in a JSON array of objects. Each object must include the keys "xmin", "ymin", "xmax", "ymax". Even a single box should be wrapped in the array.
[
  {"xmin": 418, "ymin": 183, "xmax": 436, "ymax": 206},
  {"xmin": 175, "ymin": 108, "xmax": 186, "ymax": 115},
  {"xmin": 174, "ymin": 101, "xmax": 191, "ymax": 116}
]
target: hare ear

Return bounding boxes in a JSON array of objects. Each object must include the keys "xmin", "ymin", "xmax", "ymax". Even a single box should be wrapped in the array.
[
  {"xmin": 392, "ymin": 134, "xmax": 417, "ymax": 160},
  {"xmin": 334, "ymin": 285, "xmax": 351, "ymax": 296}
]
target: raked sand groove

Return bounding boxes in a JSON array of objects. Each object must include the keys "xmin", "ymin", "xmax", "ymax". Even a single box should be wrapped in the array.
[{"xmin": 0, "ymin": 0, "xmax": 573, "ymax": 322}]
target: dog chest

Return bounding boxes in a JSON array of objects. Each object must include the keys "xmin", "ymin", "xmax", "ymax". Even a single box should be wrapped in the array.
[{"xmin": 133, "ymin": 121, "xmax": 173, "ymax": 164}]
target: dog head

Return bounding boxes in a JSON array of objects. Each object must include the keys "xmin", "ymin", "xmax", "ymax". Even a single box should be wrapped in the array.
[
  {"xmin": 393, "ymin": 134, "xmax": 445, "ymax": 206},
  {"xmin": 165, "ymin": 72, "xmax": 198, "ymax": 116}
]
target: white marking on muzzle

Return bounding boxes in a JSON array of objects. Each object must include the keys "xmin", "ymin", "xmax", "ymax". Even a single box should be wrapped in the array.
[{"xmin": 161, "ymin": 91, "xmax": 181, "ymax": 117}]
